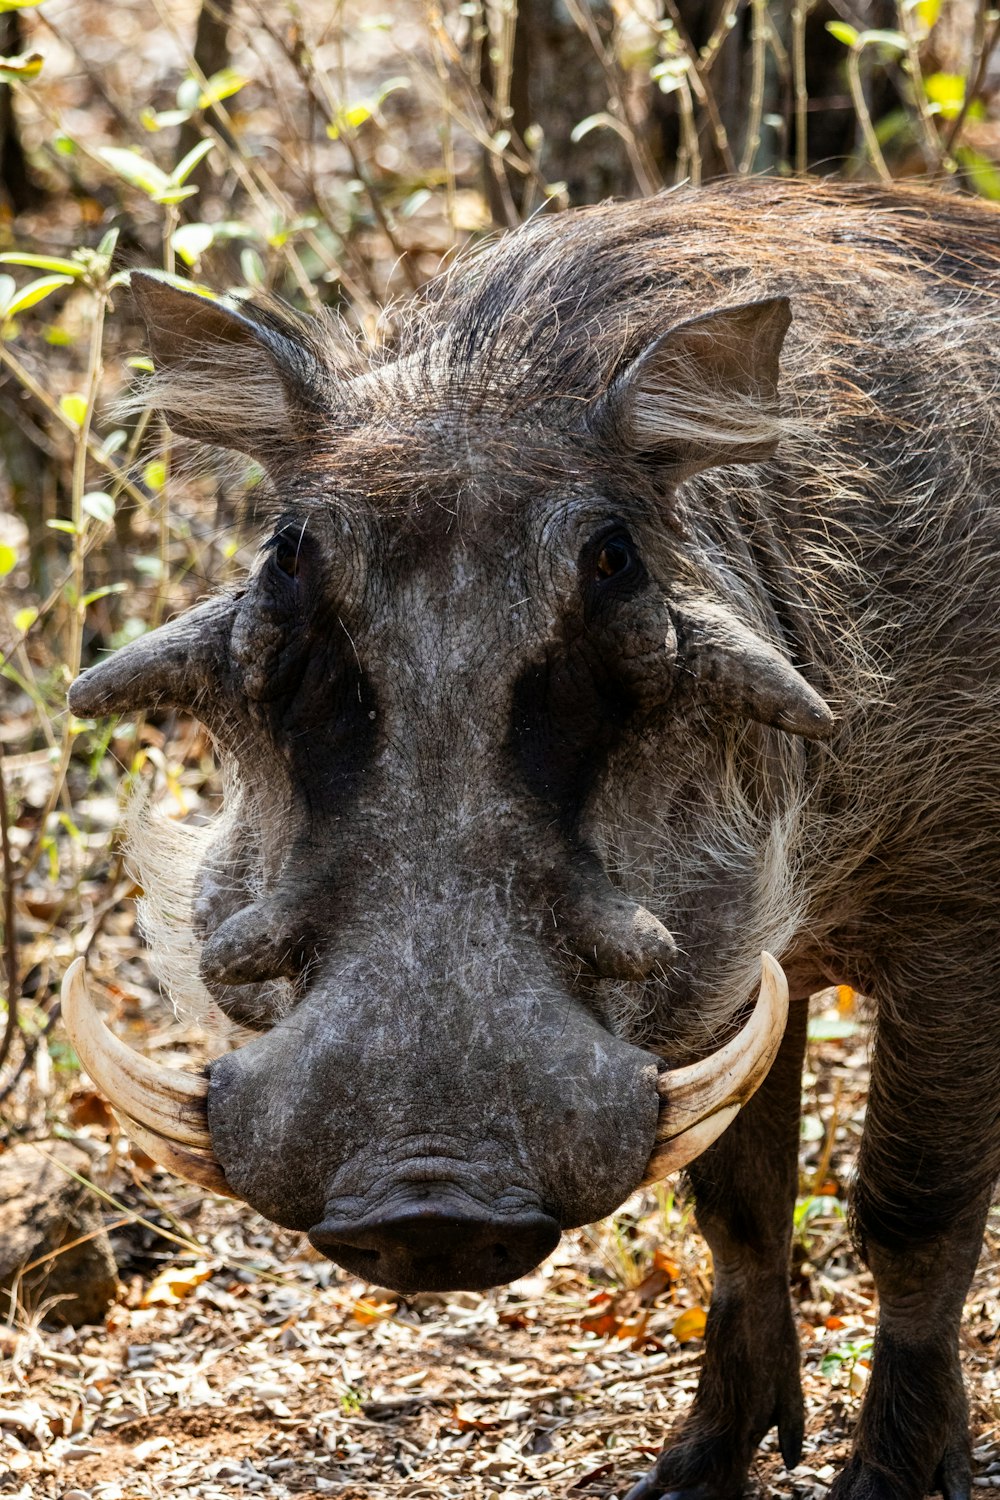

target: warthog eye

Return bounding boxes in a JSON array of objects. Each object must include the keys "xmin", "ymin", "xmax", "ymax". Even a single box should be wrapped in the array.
[
  {"xmin": 594, "ymin": 535, "xmax": 635, "ymax": 583},
  {"xmin": 275, "ymin": 546, "xmax": 300, "ymax": 578},
  {"xmin": 265, "ymin": 523, "xmax": 308, "ymax": 586}
]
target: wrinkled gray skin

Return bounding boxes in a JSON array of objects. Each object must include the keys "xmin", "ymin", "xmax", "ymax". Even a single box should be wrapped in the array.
[{"xmin": 71, "ymin": 180, "xmax": 1000, "ymax": 1499}]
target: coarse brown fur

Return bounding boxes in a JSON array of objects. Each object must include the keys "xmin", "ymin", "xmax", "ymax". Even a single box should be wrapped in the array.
[{"xmin": 73, "ymin": 180, "xmax": 1000, "ymax": 1498}]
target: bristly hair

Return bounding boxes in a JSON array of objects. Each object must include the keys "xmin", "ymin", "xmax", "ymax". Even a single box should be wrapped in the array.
[{"xmin": 123, "ymin": 178, "xmax": 1000, "ymax": 538}]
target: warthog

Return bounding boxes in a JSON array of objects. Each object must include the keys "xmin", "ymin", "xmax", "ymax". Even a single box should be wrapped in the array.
[{"xmin": 66, "ymin": 179, "xmax": 1000, "ymax": 1498}]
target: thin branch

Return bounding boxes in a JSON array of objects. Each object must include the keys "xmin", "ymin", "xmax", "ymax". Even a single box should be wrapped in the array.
[
  {"xmin": 0, "ymin": 742, "xmax": 17, "ymax": 1080},
  {"xmin": 561, "ymin": 0, "xmax": 661, "ymax": 195},
  {"xmin": 660, "ymin": 0, "xmax": 737, "ymax": 175},
  {"xmin": 942, "ymin": 5, "xmax": 1000, "ymax": 161}
]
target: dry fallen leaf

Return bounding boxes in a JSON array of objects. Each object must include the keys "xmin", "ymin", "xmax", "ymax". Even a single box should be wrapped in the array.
[
  {"xmin": 452, "ymin": 1403, "xmax": 500, "ymax": 1432},
  {"xmin": 140, "ymin": 1260, "xmax": 217, "ymax": 1307},
  {"xmin": 671, "ymin": 1306, "xmax": 707, "ymax": 1342},
  {"xmin": 352, "ymin": 1297, "xmax": 397, "ymax": 1324},
  {"xmin": 67, "ymin": 1088, "xmax": 115, "ymax": 1131}
]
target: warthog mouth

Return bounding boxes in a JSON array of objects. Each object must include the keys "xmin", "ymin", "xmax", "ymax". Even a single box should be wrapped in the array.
[{"xmin": 61, "ymin": 952, "xmax": 788, "ymax": 1216}]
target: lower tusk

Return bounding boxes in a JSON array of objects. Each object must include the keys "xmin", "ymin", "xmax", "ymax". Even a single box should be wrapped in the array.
[
  {"xmin": 61, "ymin": 958, "xmax": 225, "ymax": 1166},
  {"xmin": 645, "ymin": 952, "xmax": 789, "ymax": 1180},
  {"xmin": 119, "ymin": 1113, "xmax": 237, "ymax": 1198},
  {"xmin": 639, "ymin": 1103, "xmax": 740, "ymax": 1186}
]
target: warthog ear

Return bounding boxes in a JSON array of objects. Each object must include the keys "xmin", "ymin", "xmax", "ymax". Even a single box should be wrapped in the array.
[
  {"xmin": 130, "ymin": 272, "xmax": 329, "ymax": 463},
  {"xmin": 597, "ymin": 297, "xmax": 791, "ymax": 476}
]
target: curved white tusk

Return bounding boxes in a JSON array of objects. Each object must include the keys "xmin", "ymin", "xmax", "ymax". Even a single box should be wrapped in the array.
[
  {"xmin": 118, "ymin": 1112, "xmax": 237, "ymax": 1198},
  {"xmin": 644, "ymin": 952, "xmax": 789, "ymax": 1180},
  {"xmin": 639, "ymin": 1104, "xmax": 741, "ymax": 1187},
  {"xmin": 61, "ymin": 957, "xmax": 215, "ymax": 1152}
]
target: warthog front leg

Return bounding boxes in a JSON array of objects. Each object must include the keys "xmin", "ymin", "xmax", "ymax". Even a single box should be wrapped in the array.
[
  {"xmin": 625, "ymin": 999, "xmax": 809, "ymax": 1500},
  {"xmin": 829, "ymin": 985, "xmax": 997, "ymax": 1500}
]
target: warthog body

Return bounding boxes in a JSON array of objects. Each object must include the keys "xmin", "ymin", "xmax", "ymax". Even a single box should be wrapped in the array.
[{"xmin": 71, "ymin": 180, "xmax": 1000, "ymax": 1498}]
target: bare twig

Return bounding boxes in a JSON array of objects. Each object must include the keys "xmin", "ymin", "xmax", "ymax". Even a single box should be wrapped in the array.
[
  {"xmin": 561, "ymin": 0, "xmax": 661, "ymax": 195},
  {"xmin": 846, "ymin": 41, "xmax": 892, "ymax": 181},
  {"xmin": 898, "ymin": 0, "xmax": 947, "ymax": 175},
  {"xmin": 791, "ymin": 0, "xmax": 813, "ymax": 174},
  {"xmin": 942, "ymin": 4, "xmax": 1000, "ymax": 163},
  {"xmin": 660, "ymin": 0, "xmax": 737, "ymax": 175},
  {"xmin": 739, "ymin": 0, "xmax": 767, "ymax": 173},
  {"xmin": 0, "ymin": 743, "xmax": 18, "ymax": 1080}
]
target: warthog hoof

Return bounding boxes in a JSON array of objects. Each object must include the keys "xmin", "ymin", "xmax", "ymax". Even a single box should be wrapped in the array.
[{"xmin": 827, "ymin": 1448, "xmax": 972, "ymax": 1500}]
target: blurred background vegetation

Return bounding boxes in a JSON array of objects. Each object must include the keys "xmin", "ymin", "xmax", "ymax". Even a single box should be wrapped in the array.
[{"xmin": 0, "ymin": 0, "xmax": 998, "ymax": 1112}]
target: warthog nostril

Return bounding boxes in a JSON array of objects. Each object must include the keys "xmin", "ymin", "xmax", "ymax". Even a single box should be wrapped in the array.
[{"xmin": 308, "ymin": 1203, "xmax": 561, "ymax": 1294}]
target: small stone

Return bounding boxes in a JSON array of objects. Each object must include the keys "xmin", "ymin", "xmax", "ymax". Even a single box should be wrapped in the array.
[{"xmin": 0, "ymin": 1142, "xmax": 118, "ymax": 1327}]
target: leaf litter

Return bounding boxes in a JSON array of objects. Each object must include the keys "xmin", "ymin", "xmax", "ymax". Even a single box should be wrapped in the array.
[{"xmin": 4, "ymin": 986, "xmax": 1000, "ymax": 1500}]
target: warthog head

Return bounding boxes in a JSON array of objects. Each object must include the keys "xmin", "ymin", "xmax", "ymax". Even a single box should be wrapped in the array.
[{"xmin": 66, "ymin": 217, "xmax": 831, "ymax": 1293}]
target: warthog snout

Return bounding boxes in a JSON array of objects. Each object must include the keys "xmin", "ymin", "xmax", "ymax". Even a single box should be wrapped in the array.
[
  {"xmin": 62, "ymin": 952, "xmax": 787, "ymax": 1295},
  {"xmin": 309, "ymin": 1198, "xmax": 561, "ymax": 1293}
]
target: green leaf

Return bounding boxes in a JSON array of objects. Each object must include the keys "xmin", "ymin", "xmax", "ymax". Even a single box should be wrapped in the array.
[
  {"xmin": 0, "ymin": 252, "xmax": 84, "ymax": 277},
  {"xmin": 96, "ymin": 227, "xmax": 120, "ymax": 261},
  {"xmin": 400, "ymin": 188, "xmax": 431, "ymax": 218},
  {"xmin": 0, "ymin": 50, "xmax": 43, "ymax": 81},
  {"xmin": 198, "ymin": 67, "xmax": 247, "ymax": 108},
  {"xmin": 825, "ymin": 20, "xmax": 859, "ymax": 45},
  {"xmin": 59, "ymin": 391, "xmax": 88, "ymax": 428},
  {"xmin": 210, "ymin": 219, "xmax": 258, "ymax": 241},
  {"xmin": 141, "ymin": 106, "xmax": 192, "ymax": 132},
  {"xmin": 4, "ymin": 274, "xmax": 74, "ymax": 317},
  {"xmin": 239, "ymin": 247, "xmax": 265, "ymax": 288},
  {"xmin": 46, "ymin": 518, "xmax": 77, "ymax": 535},
  {"xmin": 176, "ymin": 77, "xmax": 202, "ymax": 112},
  {"xmin": 375, "ymin": 75, "xmax": 410, "ymax": 107},
  {"xmin": 326, "ymin": 102, "xmax": 373, "ymax": 140},
  {"xmin": 53, "ymin": 133, "xmax": 75, "ymax": 156},
  {"xmin": 0, "ymin": 1, "xmax": 45, "ymax": 12},
  {"xmin": 43, "ymin": 324, "xmax": 75, "ymax": 346},
  {"xmin": 0, "ymin": 273, "xmax": 14, "ymax": 314},
  {"xmin": 13, "ymin": 606, "xmax": 37, "ymax": 632},
  {"xmin": 98, "ymin": 146, "xmax": 171, "ymax": 198},
  {"xmin": 127, "ymin": 355, "xmax": 154, "ymax": 373},
  {"xmin": 82, "ymin": 582, "xmax": 128, "ymax": 608},
  {"xmin": 873, "ymin": 106, "xmax": 914, "ymax": 147},
  {"xmin": 81, "ymin": 490, "xmax": 115, "ymax": 524},
  {"xmin": 143, "ymin": 458, "xmax": 167, "ymax": 492},
  {"xmin": 151, "ymin": 184, "xmax": 199, "ymax": 205},
  {"xmin": 925, "ymin": 71, "xmax": 966, "ymax": 118},
  {"xmin": 0, "ymin": 542, "xmax": 17, "ymax": 576},
  {"xmin": 171, "ymin": 221, "xmax": 214, "ymax": 266},
  {"xmin": 171, "ymin": 137, "xmax": 214, "ymax": 185},
  {"xmin": 570, "ymin": 112, "xmax": 618, "ymax": 143},
  {"xmin": 957, "ymin": 146, "xmax": 1000, "ymax": 201},
  {"xmin": 857, "ymin": 27, "xmax": 907, "ymax": 51}
]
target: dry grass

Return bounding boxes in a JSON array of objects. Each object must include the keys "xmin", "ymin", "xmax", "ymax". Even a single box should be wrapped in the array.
[{"xmin": 3, "ymin": 3, "xmax": 1000, "ymax": 1496}]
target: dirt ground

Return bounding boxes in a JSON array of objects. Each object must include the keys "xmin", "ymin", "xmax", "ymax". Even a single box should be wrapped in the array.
[
  {"xmin": 3, "ymin": 3, "xmax": 1000, "ymax": 1497},
  {"xmin": 3, "ymin": 995, "xmax": 1000, "ymax": 1500}
]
